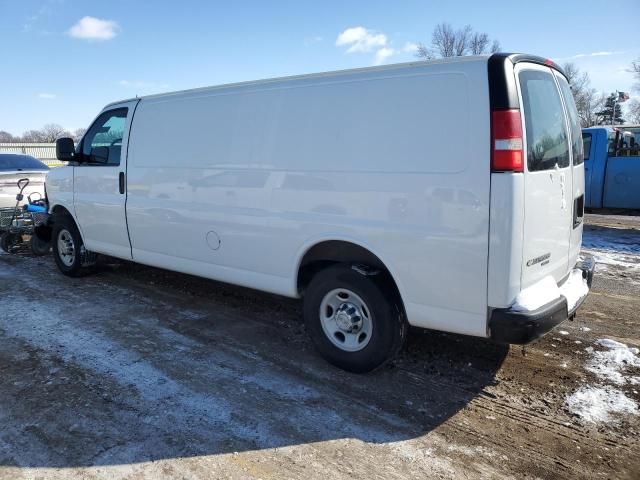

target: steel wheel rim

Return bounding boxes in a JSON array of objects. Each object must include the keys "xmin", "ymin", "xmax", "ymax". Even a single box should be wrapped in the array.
[
  {"xmin": 319, "ymin": 288, "xmax": 373, "ymax": 352},
  {"xmin": 57, "ymin": 229, "xmax": 75, "ymax": 267}
]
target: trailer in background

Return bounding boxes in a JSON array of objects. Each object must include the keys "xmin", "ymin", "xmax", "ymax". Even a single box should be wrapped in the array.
[{"xmin": 582, "ymin": 126, "xmax": 640, "ymax": 210}]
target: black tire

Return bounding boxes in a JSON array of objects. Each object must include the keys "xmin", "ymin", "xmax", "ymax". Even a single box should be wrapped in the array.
[
  {"xmin": 51, "ymin": 215, "xmax": 89, "ymax": 277},
  {"xmin": 30, "ymin": 234, "xmax": 50, "ymax": 256},
  {"xmin": 303, "ymin": 264, "xmax": 407, "ymax": 373},
  {"xmin": 0, "ymin": 232, "xmax": 21, "ymax": 253}
]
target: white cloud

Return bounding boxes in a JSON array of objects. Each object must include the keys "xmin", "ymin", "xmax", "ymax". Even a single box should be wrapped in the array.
[
  {"xmin": 403, "ymin": 42, "xmax": 419, "ymax": 53},
  {"xmin": 575, "ymin": 51, "xmax": 623, "ymax": 58},
  {"xmin": 68, "ymin": 16, "xmax": 119, "ymax": 41},
  {"xmin": 374, "ymin": 47, "xmax": 395, "ymax": 65},
  {"xmin": 37, "ymin": 93, "xmax": 56, "ymax": 99},
  {"xmin": 304, "ymin": 35, "xmax": 323, "ymax": 46},
  {"xmin": 560, "ymin": 51, "xmax": 624, "ymax": 60},
  {"xmin": 336, "ymin": 26, "xmax": 387, "ymax": 53}
]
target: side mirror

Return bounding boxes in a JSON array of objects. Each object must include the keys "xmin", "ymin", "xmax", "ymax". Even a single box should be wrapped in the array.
[{"xmin": 56, "ymin": 137, "xmax": 75, "ymax": 161}]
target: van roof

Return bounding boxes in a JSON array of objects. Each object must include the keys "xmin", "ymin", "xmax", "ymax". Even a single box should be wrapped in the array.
[
  {"xmin": 104, "ymin": 52, "xmax": 565, "ymax": 110},
  {"xmin": 103, "ymin": 55, "xmax": 493, "ymax": 108}
]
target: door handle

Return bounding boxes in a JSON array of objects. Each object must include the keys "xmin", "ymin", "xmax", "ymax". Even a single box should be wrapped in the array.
[{"xmin": 119, "ymin": 172, "xmax": 125, "ymax": 194}]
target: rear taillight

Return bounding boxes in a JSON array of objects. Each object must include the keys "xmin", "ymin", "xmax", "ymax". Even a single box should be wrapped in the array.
[{"xmin": 491, "ymin": 109, "xmax": 524, "ymax": 172}]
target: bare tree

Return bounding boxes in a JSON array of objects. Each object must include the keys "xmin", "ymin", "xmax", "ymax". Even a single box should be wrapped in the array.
[
  {"xmin": 415, "ymin": 43, "xmax": 435, "ymax": 59},
  {"xmin": 21, "ymin": 129, "xmax": 46, "ymax": 142},
  {"xmin": 453, "ymin": 25, "xmax": 472, "ymax": 56},
  {"xmin": 0, "ymin": 131, "xmax": 16, "ymax": 143},
  {"xmin": 431, "ymin": 23, "xmax": 457, "ymax": 57},
  {"xmin": 630, "ymin": 57, "xmax": 640, "ymax": 92},
  {"xmin": 73, "ymin": 128, "xmax": 87, "ymax": 142},
  {"xmin": 469, "ymin": 32, "xmax": 489, "ymax": 55},
  {"xmin": 627, "ymin": 99, "xmax": 640, "ymax": 124},
  {"xmin": 562, "ymin": 62, "xmax": 604, "ymax": 127},
  {"xmin": 417, "ymin": 23, "xmax": 500, "ymax": 59},
  {"xmin": 620, "ymin": 58, "xmax": 640, "ymax": 125},
  {"xmin": 39, "ymin": 124, "xmax": 71, "ymax": 143}
]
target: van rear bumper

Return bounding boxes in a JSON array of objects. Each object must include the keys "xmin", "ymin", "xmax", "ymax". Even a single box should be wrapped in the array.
[{"xmin": 488, "ymin": 255, "xmax": 595, "ymax": 344}]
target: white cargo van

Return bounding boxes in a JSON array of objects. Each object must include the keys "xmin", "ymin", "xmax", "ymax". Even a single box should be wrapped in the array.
[{"xmin": 46, "ymin": 53, "xmax": 594, "ymax": 372}]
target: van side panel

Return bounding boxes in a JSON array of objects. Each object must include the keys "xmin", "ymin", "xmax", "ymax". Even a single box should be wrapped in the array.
[
  {"xmin": 125, "ymin": 60, "xmax": 491, "ymax": 337},
  {"xmin": 487, "ymin": 173, "xmax": 524, "ymax": 308}
]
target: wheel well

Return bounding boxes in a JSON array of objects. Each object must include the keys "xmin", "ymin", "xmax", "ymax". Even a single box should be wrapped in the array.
[
  {"xmin": 297, "ymin": 240, "xmax": 404, "ymax": 308},
  {"xmin": 50, "ymin": 205, "xmax": 73, "ymax": 219}
]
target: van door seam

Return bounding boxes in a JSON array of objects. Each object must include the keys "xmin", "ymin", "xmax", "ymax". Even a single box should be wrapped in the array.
[{"xmin": 124, "ymin": 99, "xmax": 141, "ymax": 259}]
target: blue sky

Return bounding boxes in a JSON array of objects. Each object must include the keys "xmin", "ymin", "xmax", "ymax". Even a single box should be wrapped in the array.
[{"xmin": 1, "ymin": 0, "xmax": 638, "ymax": 135}]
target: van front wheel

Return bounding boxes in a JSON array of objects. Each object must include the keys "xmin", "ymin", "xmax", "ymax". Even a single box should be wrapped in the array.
[
  {"xmin": 52, "ymin": 216, "xmax": 90, "ymax": 277},
  {"xmin": 303, "ymin": 264, "xmax": 406, "ymax": 373}
]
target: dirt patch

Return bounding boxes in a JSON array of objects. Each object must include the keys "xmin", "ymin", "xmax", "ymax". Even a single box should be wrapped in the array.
[{"xmin": 0, "ymin": 215, "xmax": 638, "ymax": 479}]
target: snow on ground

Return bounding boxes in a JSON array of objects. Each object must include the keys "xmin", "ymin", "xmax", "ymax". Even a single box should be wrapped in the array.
[
  {"xmin": 586, "ymin": 339, "xmax": 640, "ymax": 386},
  {"xmin": 566, "ymin": 386, "xmax": 638, "ymax": 423},
  {"xmin": 581, "ymin": 226, "xmax": 640, "ymax": 275},
  {"xmin": 566, "ymin": 338, "xmax": 640, "ymax": 424}
]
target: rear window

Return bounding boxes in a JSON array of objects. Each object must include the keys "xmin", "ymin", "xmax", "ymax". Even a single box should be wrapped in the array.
[
  {"xmin": 519, "ymin": 70, "xmax": 570, "ymax": 171},
  {"xmin": 582, "ymin": 133, "xmax": 592, "ymax": 161},
  {"xmin": 556, "ymin": 75, "xmax": 584, "ymax": 165},
  {"xmin": 0, "ymin": 154, "xmax": 49, "ymax": 171}
]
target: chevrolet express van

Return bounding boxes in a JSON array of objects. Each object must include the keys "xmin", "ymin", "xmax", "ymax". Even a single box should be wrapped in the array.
[{"xmin": 46, "ymin": 53, "xmax": 594, "ymax": 372}]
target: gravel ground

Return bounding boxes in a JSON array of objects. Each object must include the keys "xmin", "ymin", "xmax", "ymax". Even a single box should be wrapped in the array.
[{"xmin": 0, "ymin": 214, "xmax": 638, "ymax": 479}]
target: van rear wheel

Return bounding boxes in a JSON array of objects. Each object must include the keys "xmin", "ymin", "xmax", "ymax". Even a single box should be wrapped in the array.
[{"xmin": 303, "ymin": 264, "xmax": 407, "ymax": 373}]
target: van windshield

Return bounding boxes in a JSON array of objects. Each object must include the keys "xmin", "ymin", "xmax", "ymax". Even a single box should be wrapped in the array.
[{"xmin": 519, "ymin": 70, "xmax": 570, "ymax": 171}]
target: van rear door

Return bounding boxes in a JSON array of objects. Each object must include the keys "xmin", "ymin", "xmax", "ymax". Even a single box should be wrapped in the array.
[
  {"xmin": 515, "ymin": 64, "xmax": 573, "ymax": 288},
  {"xmin": 554, "ymin": 72, "xmax": 585, "ymax": 270}
]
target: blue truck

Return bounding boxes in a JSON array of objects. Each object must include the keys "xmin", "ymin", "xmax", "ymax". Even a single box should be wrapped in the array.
[{"xmin": 582, "ymin": 125, "xmax": 640, "ymax": 210}]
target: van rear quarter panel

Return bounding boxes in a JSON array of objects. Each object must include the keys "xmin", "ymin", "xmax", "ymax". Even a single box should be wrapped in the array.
[{"xmin": 125, "ymin": 59, "xmax": 492, "ymax": 337}]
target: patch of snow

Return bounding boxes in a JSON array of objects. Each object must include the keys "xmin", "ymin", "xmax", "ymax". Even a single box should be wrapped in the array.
[
  {"xmin": 566, "ymin": 386, "xmax": 638, "ymax": 423},
  {"xmin": 559, "ymin": 330, "xmax": 569, "ymax": 336},
  {"xmin": 581, "ymin": 226, "xmax": 640, "ymax": 276},
  {"xmin": 560, "ymin": 270, "xmax": 589, "ymax": 311},
  {"xmin": 511, "ymin": 276, "xmax": 560, "ymax": 312},
  {"xmin": 585, "ymin": 339, "xmax": 640, "ymax": 385},
  {"xmin": 579, "ymin": 327, "xmax": 591, "ymax": 332},
  {"xmin": 591, "ymin": 253, "xmax": 639, "ymax": 270}
]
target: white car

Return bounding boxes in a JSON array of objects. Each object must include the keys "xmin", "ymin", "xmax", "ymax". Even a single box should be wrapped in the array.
[
  {"xmin": 0, "ymin": 153, "xmax": 49, "ymax": 209},
  {"xmin": 45, "ymin": 53, "xmax": 594, "ymax": 372}
]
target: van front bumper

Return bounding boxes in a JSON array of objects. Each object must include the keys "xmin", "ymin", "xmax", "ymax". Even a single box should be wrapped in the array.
[{"xmin": 488, "ymin": 255, "xmax": 595, "ymax": 344}]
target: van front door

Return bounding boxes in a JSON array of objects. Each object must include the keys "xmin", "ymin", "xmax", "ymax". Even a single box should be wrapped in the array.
[{"xmin": 73, "ymin": 101, "xmax": 137, "ymax": 259}]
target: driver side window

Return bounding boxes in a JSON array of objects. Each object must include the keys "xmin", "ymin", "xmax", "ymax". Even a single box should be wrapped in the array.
[{"xmin": 81, "ymin": 108, "xmax": 128, "ymax": 166}]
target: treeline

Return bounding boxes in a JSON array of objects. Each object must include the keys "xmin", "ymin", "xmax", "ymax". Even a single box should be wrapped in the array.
[
  {"xmin": 0, "ymin": 124, "xmax": 86, "ymax": 143},
  {"xmin": 562, "ymin": 61, "xmax": 640, "ymax": 126},
  {"xmin": 414, "ymin": 23, "xmax": 639, "ymax": 126}
]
